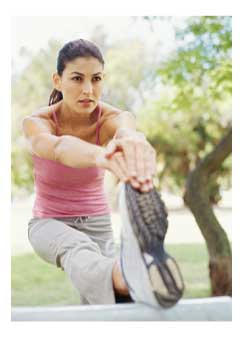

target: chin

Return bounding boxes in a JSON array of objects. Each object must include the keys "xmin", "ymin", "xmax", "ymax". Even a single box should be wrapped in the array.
[{"xmin": 76, "ymin": 103, "xmax": 97, "ymax": 114}]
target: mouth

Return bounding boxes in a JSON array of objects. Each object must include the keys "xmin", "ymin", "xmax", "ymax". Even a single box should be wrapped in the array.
[
  {"xmin": 78, "ymin": 99, "xmax": 94, "ymax": 107},
  {"xmin": 78, "ymin": 99, "xmax": 94, "ymax": 103}
]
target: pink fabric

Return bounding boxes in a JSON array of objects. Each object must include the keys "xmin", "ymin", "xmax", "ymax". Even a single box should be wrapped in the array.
[{"xmin": 32, "ymin": 104, "xmax": 110, "ymax": 217}]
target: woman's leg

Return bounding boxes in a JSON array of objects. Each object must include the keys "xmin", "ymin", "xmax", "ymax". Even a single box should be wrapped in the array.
[
  {"xmin": 28, "ymin": 217, "xmax": 117, "ymax": 305},
  {"xmin": 62, "ymin": 215, "xmax": 132, "ymax": 302}
]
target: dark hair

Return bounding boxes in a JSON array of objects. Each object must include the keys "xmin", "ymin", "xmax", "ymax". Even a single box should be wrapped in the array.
[{"xmin": 49, "ymin": 39, "xmax": 105, "ymax": 105}]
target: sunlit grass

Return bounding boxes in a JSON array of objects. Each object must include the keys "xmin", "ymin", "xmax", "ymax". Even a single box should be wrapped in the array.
[{"xmin": 12, "ymin": 243, "xmax": 211, "ymax": 306}]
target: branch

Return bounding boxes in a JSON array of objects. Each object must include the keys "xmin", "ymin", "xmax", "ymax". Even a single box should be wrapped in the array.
[{"xmin": 196, "ymin": 127, "xmax": 232, "ymax": 176}]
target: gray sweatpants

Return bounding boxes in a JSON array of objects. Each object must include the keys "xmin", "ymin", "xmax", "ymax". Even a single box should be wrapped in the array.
[{"xmin": 28, "ymin": 215, "xmax": 118, "ymax": 305}]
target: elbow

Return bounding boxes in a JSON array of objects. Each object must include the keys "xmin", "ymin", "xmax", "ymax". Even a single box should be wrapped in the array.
[{"xmin": 30, "ymin": 134, "xmax": 60, "ymax": 161}]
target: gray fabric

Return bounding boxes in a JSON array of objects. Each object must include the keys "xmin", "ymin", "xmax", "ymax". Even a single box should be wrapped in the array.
[{"xmin": 28, "ymin": 215, "xmax": 117, "ymax": 305}]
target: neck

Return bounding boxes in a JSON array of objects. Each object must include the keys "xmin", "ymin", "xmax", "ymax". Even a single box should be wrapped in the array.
[{"xmin": 58, "ymin": 101, "xmax": 98, "ymax": 127}]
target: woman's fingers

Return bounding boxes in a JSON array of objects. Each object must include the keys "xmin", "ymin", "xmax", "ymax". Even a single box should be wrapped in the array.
[
  {"xmin": 146, "ymin": 146, "xmax": 157, "ymax": 177},
  {"xmin": 108, "ymin": 156, "xmax": 154, "ymax": 192},
  {"xmin": 134, "ymin": 141, "xmax": 145, "ymax": 183},
  {"xmin": 108, "ymin": 160, "xmax": 128, "ymax": 182},
  {"xmin": 106, "ymin": 152, "xmax": 149, "ymax": 190},
  {"xmin": 107, "ymin": 152, "xmax": 137, "ymax": 188},
  {"xmin": 129, "ymin": 177, "xmax": 140, "ymax": 189},
  {"xmin": 119, "ymin": 140, "xmax": 137, "ymax": 177},
  {"xmin": 104, "ymin": 136, "xmax": 157, "ymax": 186},
  {"xmin": 106, "ymin": 139, "xmax": 137, "ymax": 177},
  {"xmin": 105, "ymin": 140, "xmax": 119, "ymax": 158},
  {"xmin": 139, "ymin": 178, "xmax": 154, "ymax": 192},
  {"xmin": 111, "ymin": 152, "xmax": 130, "ymax": 179},
  {"xmin": 135, "ymin": 141, "xmax": 156, "ymax": 182}
]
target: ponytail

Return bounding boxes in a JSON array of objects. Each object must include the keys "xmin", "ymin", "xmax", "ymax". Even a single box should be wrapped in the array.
[{"xmin": 49, "ymin": 89, "xmax": 63, "ymax": 106}]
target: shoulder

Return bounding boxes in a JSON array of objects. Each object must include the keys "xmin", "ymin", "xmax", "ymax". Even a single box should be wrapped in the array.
[
  {"xmin": 29, "ymin": 101, "xmax": 62, "ymax": 120},
  {"xmin": 23, "ymin": 102, "xmax": 62, "ymax": 135},
  {"xmin": 100, "ymin": 101, "xmax": 135, "ymax": 119},
  {"xmin": 101, "ymin": 102, "xmax": 136, "ymax": 128},
  {"xmin": 100, "ymin": 101, "xmax": 136, "ymax": 137}
]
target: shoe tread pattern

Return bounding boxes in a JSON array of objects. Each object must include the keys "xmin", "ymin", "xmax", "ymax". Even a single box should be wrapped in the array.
[
  {"xmin": 125, "ymin": 183, "xmax": 168, "ymax": 251},
  {"xmin": 124, "ymin": 183, "xmax": 184, "ymax": 308}
]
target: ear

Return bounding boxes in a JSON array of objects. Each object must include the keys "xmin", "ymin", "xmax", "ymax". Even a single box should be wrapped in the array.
[{"xmin": 52, "ymin": 73, "xmax": 62, "ymax": 91}]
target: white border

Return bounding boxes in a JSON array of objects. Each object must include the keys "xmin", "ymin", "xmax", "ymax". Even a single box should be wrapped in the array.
[{"xmin": 3, "ymin": 0, "xmax": 246, "ymax": 338}]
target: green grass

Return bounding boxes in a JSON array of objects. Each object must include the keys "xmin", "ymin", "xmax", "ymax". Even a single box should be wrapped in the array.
[
  {"xmin": 12, "ymin": 243, "xmax": 211, "ymax": 306},
  {"xmin": 167, "ymin": 243, "xmax": 211, "ymax": 298}
]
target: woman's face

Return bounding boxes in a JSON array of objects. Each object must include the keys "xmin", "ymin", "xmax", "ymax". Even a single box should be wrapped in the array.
[{"xmin": 53, "ymin": 56, "xmax": 104, "ymax": 115}]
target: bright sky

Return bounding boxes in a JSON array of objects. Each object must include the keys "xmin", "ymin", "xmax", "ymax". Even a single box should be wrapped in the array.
[{"xmin": 11, "ymin": 16, "xmax": 187, "ymax": 73}]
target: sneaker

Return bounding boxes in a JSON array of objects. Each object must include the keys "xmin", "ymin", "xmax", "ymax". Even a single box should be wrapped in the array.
[{"xmin": 119, "ymin": 182, "xmax": 184, "ymax": 308}]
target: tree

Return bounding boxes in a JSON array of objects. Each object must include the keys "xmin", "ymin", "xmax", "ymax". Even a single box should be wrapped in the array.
[
  {"xmin": 184, "ymin": 128, "xmax": 232, "ymax": 295},
  {"xmin": 139, "ymin": 16, "xmax": 232, "ymax": 295},
  {"xmin": 102, "ymin": 38, "xmax": 158, "ymax": 111}
]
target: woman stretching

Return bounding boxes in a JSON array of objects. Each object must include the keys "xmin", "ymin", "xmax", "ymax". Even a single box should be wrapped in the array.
[{"xmin": 23, "ymin": 39, "xmax": 184, "ymax": 307}]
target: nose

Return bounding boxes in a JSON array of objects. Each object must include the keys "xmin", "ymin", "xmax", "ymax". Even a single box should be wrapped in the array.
[{"xmin": 81, "ymin": 80, "xmax": 93, "ymax": 95}]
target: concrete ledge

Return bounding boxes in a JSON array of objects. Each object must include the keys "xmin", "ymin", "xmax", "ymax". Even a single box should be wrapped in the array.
[{"xmin": 12, "ymin": 297, "xmax": 232, "ymax": 321}]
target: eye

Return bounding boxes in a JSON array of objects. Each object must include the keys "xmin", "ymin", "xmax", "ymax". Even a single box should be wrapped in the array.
[
  {"xmin": 92, "ymin": 76, "xmax": 102, "ymax": 82},
  {"xmin": 72, "ymin": 76, "xmax": 82, "ymax": 82}
]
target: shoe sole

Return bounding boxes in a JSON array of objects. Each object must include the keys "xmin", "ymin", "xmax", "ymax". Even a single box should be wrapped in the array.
[{"xmin": 124, "ymin": 183, "xmax": 185, "ymax": 308}]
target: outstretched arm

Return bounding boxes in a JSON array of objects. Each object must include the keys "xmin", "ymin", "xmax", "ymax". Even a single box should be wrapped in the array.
[
  {"xmin": 100, "ymin": 107, "xmax": 156, "ymax": 192},
  {"xmin": 22, "ymin": 103, "xmax": 144, "ymax": 185}
]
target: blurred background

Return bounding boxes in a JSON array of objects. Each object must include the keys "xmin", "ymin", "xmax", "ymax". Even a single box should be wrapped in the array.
[{"xmin": 11, "ymin": 16, "xmax": 232, "ymax": 306}]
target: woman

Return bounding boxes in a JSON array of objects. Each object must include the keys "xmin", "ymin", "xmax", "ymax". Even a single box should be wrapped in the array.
[{"xmin": 23, "ymin": 39, "xmax": 184, "ymax": 306}]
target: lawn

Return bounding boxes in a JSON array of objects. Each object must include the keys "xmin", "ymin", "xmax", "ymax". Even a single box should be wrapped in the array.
[{"xmin": 11, "ymin": 243, "xmax": 211, "ymax": 306}]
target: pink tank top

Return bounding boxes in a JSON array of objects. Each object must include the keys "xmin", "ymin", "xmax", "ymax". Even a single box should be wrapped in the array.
[{"xmin": 32, "ymin": 103, "xmax": 110, "ymax": 218}]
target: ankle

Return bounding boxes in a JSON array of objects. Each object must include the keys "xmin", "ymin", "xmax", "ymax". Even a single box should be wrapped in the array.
[{"xmin": 112, "ymin": 262, "xmax": 129, "ymax": 296}]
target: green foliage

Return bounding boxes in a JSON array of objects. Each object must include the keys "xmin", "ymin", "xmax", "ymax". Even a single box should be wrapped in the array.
[
  {"xmin": 103, "ymin": 39, "xmax": 155, "ymax": 110},
  {"xmin": 12, "ymin": 39, "xmax": 62, "ymax": 196},
  {"xmin": 138, "ymin": 16, "xmax": 232, "ymax": 200}
]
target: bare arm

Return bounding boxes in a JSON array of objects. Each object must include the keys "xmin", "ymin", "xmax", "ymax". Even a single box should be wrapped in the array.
[
  {"xmin": 22, "ymin": 114, "xmax": 104, "ymax": 168},
  {"xmin": 100, "ymin": 107, "xmax": 156, "ymax": 191},
  {"xmin": 99, "ymin": 104, "xmax": 137, "ymax": 141},
  {"xmin": 23, "ymin": 102, "xmax": 155, "ymax": 191}
]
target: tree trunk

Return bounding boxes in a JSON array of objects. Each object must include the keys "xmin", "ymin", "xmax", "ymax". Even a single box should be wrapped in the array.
[{"xmin": 184, "ymin": 127, "xmax": 232, "ymax": 296}]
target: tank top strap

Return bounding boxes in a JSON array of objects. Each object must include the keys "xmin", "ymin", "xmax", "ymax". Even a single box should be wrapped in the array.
[
  {"xmin": 95, "ymin": 103, "xmax": 102, "ymax": 145},
  {"xmin": 52, "ymin": 108, "xmax": 59, "ymax": 136}
]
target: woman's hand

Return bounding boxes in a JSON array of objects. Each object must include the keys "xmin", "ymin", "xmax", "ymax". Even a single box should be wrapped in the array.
[
  {"xmin": 103, "ymin": 132, "xmax": 157, "ymax": 192},
  {"xmin": 95, "ymin": 149, "xmax": 133, "ymax": 182}
]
